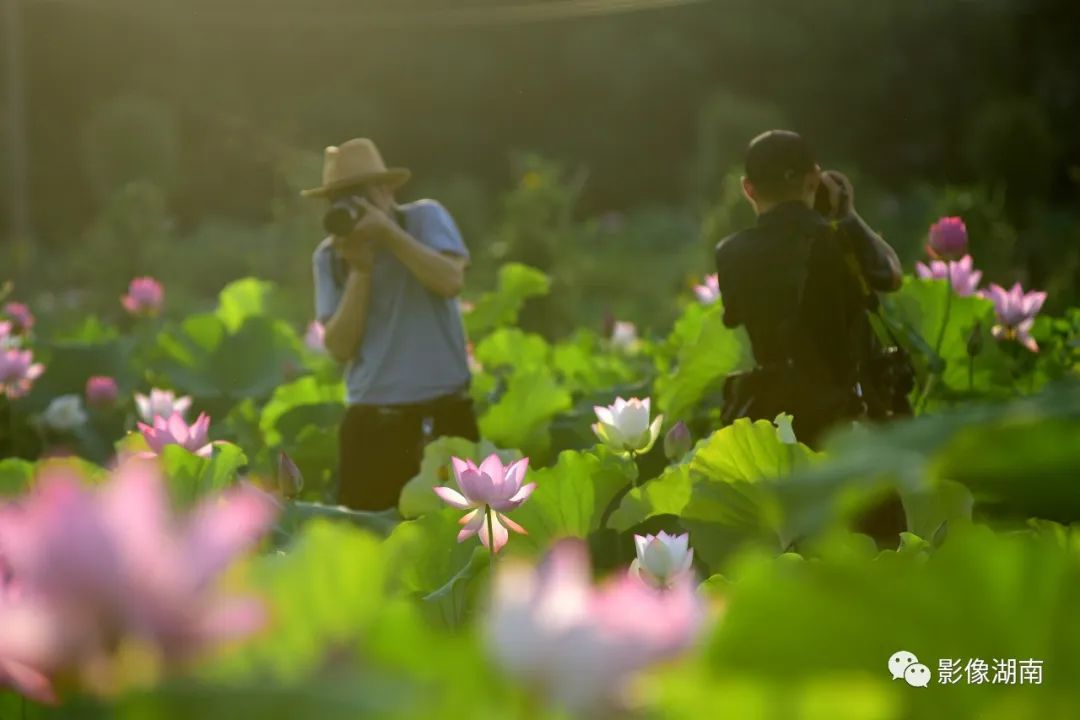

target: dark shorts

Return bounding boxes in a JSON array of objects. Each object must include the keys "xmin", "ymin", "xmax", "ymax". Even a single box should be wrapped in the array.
[{"xmin": 337, "ymin": 390, "xmax": 480, "ymax": 511}]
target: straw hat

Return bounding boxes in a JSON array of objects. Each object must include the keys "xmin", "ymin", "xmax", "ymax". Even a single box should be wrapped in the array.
[{"xmin": 300, "ymin": 138, "xmax": 411, "ymax": 198}]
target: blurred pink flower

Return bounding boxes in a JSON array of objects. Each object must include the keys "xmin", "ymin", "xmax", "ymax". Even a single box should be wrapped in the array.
[
  {"xmin": 927, "ymin": 216, "xmax": 968, "ymax": 260},
  {"xmin": 610, "ymin": 321, "xmax": 639, "ymax": 352},
  {"xmin": 304, "ymin": 321, "xmax": 325, "ymax": 352},
  {"xmin": 138, "ymin": 412, "xmax": 213, "ymax": 457},
  {"xmin": 3, "ymin": 303, "xmax": 34, "ymax": 334},
  {"xmin": 433, "ymin": 454, "xmax": 534, "ymax": 553},
  {"xmin": 693, "ymin": 274, "xmax": 720, "ymax": 305},
  {"xmin": 0, "ymin": 459, "xmax": 277, "ymax": 694},
  {"xmin": 0, "ymin": 349, "xmax": 44, "ymax": 398},
  {"xmin": 980, "ymin": 282, "xmax": 1048, "ymax": 353},
  {"xmin": 85, "ymin": 376, "xmax": 120, "ymax": 408},
  {"xmin": 915, "ymin": 254, "xmax": 983, "ymax": 297},
  {"xmin": 0, "ymin": 559, "xmax": 56, "ymax": 704},
  {"xmin": 0, "ymin": 322, "xmax": 15, "ymax": 350},
  {"xmin": 121, "ymin": 277, "xmax": 164, "ymax": 317},
  {"xmin": 134, "ymin": 389, "xmax": 192, "ymax": 423},
  {"xmin": 487, "ymin": 540, "xmax": 706, "ymax": 716}
]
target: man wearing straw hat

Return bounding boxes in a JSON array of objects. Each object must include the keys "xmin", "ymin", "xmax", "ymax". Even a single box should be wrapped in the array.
[{"xmin": 307, "ymin": 138, "xmax": 478, "ymax": 512}]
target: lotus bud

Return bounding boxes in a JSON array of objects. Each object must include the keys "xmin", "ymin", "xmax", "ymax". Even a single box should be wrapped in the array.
[{"xmin": 663, "ymin": 421, "xmax": 692, "ymax": 461}]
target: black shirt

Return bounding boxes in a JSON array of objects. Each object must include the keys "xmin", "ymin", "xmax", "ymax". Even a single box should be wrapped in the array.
[{"xmin": 714, "ymin": 202, "xmax": 867, "ymax": 390}]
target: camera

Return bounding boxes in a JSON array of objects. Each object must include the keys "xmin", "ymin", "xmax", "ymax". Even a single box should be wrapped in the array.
[
  {"xmin": 813, "ymin": 170, "xmax": 850, "ymax": 219},
  {"xmin": 323, "ymin": 192, "xmax": 368, "ymax": 237}
]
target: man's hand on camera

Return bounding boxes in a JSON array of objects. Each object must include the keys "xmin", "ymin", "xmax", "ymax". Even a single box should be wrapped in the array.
[
  {"xmin": 333, "ymin": 232, "xmax": 377, "ymax": 272},
  {"xmin": 819, "ymin": 171, "xmax": 855, "ymax": 218},
  {"xmin": 351, "ymin": 198, "xmax": 396, "ymax": 243}
]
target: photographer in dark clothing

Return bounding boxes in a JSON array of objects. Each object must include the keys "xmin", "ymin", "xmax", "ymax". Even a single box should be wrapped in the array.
[{"xmin": 714, "ymin": 130, "xmax": 904, "ymax": 448}]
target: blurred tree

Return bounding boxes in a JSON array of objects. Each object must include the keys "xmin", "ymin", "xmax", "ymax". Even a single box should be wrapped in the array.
[{"xmin": 81, "ymin": 96, "xmax": 180, "ymax": 203}]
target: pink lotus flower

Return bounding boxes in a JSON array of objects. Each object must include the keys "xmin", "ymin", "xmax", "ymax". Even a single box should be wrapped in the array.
[
  {"xmin": 85, "ymin": 376, "xmax": 119, "ymax": 408},
  {"xmin": 915, "ymin": 254, "xmax": 983, "ymax": 297},
  {"xmin": 303, "ymin": 321, "xmax": 325, "ymax": 352},
  {"xmin": 693, "ymin": 274, "xmax": 720, "ymax": 305},
  {"xmin": 486, "ymin": 540, "xmax": 706, "ymax": 716},
  {"xmin": 0, "ymin": 349, "xmax": 44, "ymax": 398},
  {"xmin": 927, "ymin": 216, "xmax": 968, "ymax": 260},
  {"xmin": 0, "ymin": 559, "xmax": 56, "ymax": 703},
  {"xmin": 134, "ymin": 389, "xmax": 192, "ymax": 423},
  {"xmin": 0, "ymin": 458, "xmax": 277, "ymax": 695},
  {"xmin": 138, "ymin": 412, "xmax": 213, "ymax": 457},
  {"xmin": 2, "ymin": 302, "xmax": 34, "ymax": 334},
  {"xmin": 980, "ymin": 282, "xmax": 1048, "ymax": 352},
  {"xmin": 433, "ymin": 455, "xmax": 534, "ymax": 554},
  {"xmin": 121, "ymin": 277, "xmax": 164, "ymax": 317}
]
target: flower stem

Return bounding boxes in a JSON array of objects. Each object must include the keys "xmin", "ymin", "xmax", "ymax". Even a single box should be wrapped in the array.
[
  {"xmin": 485, "ymin": 505, "xmax": 496, "ymax": 570},
  {"xmin": 968, "ymin": 355, "xmax": 975, "ymax": 392},
  {"xmin": 934, "ymin": 279, "xmax": 953, "ymax": 358},
  {"xmin": 917, "ymin": 281, "xmax": 954, "ymax": 414}
]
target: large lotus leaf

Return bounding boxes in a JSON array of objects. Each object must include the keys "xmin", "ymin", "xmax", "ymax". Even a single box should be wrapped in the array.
[
  {"xmin": 281, "ymin": 424, "xmax": 340, "ymax": 503},
  {"xmin": 473, "ymin": 327, "xmax": 549, "ymax": 373},
  {"xmin": 463, "ymin": 262, "xmax": 550, "ymax": 338},
  {"xmin": 203, "ymin": 520, "xmax": 388, "ymax": 682},
  {"xmin": 689, "ymin": 418, "xmax": 819, "ymax": 483},
  {"xmin": 551, "ymin": 331, "xmax": 636, "ymax": 395},
  {"xmin": 670, "ymin": 420, "xmax": 820, "ymax": 569},
  {"xmin": 654, "ymin": 302, "xmax": 752, "ymax": 423},
  {"xmin": 789, "ymin": 382, "xmax": 1080, "ymax": 532},
  {"xmin": 609, "ymin": 420, "xmax": 818, "ymax": 544},
  {"xmin": 608, "ymin": 462, "xmax": 693, "ymax": 533},
  {"xmin": 398, "ymin": 436, "xmax": 521, "ymax": 519},
  {"xmin": 702, "ymin": 526, "xmax": 1080, "ymax": 720},
  {"xmin": 277, "ymin": 502, "xmax": 399, "ymax": 540},
  {"xmin": 931, "ymin": 416, "xmax": 1080, "ymax": 524},
  {"xmin": 216, "ymin": 277, "xmax": 278, "ymax": 333},
  {"xmin": 478, "ymin": 367, "xmax": 572, "ymax": 460},
  {"xmin": 154, "ymin": 314, "xmax": 301, "ymax": 401},
  {"xmin": 259, "ymin": 375, "xmax": 345, "ymax": 447},
  {"xmin": 508, "ymin": 447, "xmax": 636, "ymax": 554},
  {"xmin": 382, "ymin": 507, "xmax": 487, "ymax": 628}
]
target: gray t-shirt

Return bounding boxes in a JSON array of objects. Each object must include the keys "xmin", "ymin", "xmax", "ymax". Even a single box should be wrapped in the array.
[{"xmin": 313, "ymin": 199, "xmax": 471, "ymax": 406}]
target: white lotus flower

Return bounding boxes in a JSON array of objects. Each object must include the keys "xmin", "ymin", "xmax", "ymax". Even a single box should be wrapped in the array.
[
  {"xmin": 592, "ymin": 397, "xmax": 663, "ymax": 455},
  {"xmin": 134, "ymin": 389, "xmax": 192, "ymax": 423},
  {"xmin": 630, "ymin": 532, "xmax": 694, "ymax": 589},
  {"xmin": 42, "ymin": 395, "xmax": 88, "ymax": 432}
]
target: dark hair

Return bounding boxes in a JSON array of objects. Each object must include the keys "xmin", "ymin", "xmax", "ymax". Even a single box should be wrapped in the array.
[{"xmin": 745, "ymin": 130, "xmax": 817, "ymax": 200}]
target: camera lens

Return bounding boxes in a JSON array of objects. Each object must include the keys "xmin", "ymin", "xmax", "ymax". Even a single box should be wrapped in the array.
[{"xmin": 323, "ymin": 206, "xmax": 357, "ymax": 236}]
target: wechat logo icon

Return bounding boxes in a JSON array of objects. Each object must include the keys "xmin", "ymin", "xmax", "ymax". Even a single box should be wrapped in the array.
[{"xmin": 889, "ymin": 650, "xmax": 932, "ymax": 687}]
